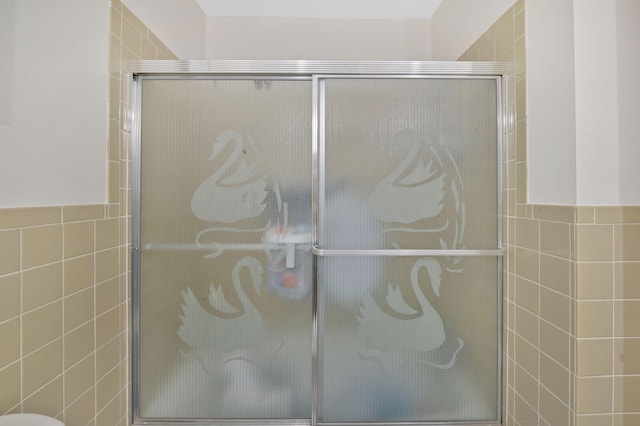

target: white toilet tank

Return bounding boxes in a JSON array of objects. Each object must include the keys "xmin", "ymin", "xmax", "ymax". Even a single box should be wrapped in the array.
[{"xmin": 0, "ymin": 414, "xmax": 64, "ymax": 425}]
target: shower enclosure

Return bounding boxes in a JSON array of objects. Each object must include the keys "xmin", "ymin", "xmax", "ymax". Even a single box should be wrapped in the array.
[{"xmin": 131, "ymin": 61, "xmax": 507, "ymax": 425}]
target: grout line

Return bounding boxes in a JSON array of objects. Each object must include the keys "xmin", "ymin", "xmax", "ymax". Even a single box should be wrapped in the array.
[
  {"xmin": 60, "ymin": 221, "xmax": 66, "ymax": 420},
  {"xmin": 611, "ymin": 227, "xmax": 616, "ymax": 417},
  {"xmin": 19, "ymin": 227, "xmax": 23, "ymax": 412},
  {"xmin": 93, "ymin": 217, "xmax": 98, "ymax": 424},
  {"xmin": 538, "ymin": 214, "xmax": 542, "ymax": 426},
  {"xmin": 20, "ymin": 370, "xmax": 64, "ymax": 405}
]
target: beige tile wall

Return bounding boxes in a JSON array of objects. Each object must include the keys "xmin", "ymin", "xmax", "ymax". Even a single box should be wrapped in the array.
[
  {"xmin": 0, "ymin": 206, "xmax": 127, "ymax": 425},
  {"xmin": 462, "ymin": 1, "xmax": 640, "ymax": 425},
  {"xmin": 513, "ymin": 206, "xmax": 576, "ymax": 426},
  {"xmin": 0, "ymin": 2, "xmax": 176, "ymax": 425},
  {"xmin": 574, "ymin": 207, "xmax": 640, "ymax": 426}
]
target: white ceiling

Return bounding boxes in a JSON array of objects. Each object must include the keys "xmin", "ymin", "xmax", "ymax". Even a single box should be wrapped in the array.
[{"xmin": 195, "ymin": 0, "xmax": 445, "ymax": 19}]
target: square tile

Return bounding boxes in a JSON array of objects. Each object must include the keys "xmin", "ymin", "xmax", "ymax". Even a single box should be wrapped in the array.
[
  {"xmin": 576, "ymin": 300, "xmax": 613, "ymax": 338},
  {"xmin": 576, "ymin": 225, "xmax": 613, "ymax": 262},
  {"xmin": 576, "ymin": 338, "xmax": 613, "ymax": 376},
  {"xmin": 22, "ymin": 225, "xmax": 62, "ymax": 269},
  {"xmin": 22, "ymin": 263, "xmax": 62, "ymax": 312},
  {"xmin": 576, "ymin": 262, "xmax": 613, "ymax": 300},
  {"xmin": 576, "ymin": 376, "xmax": 613, "ymax": 414},
  {"xmin": 22, "ymin": 301, "xmax": 62, "ymax": 355}
]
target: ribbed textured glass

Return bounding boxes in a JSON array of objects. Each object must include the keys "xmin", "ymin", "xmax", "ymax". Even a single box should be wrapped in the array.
[
  {"xmin": 318, "ymin": 78, "xmax": 498, "ymax": 251},
  {"xmin": 318, "ymin": 254, "xmax": 499, "ymax": 423},
  {"xmin": 138, "ymin": 79, "xmax": 313, "ymax": 419},
  {"xmin": 136, "ymin": 75, "xmax": 501, "ymax": 424},
  {"xmin": 316, "ymin": 78, "xmax": 500, "ymax": 423}
]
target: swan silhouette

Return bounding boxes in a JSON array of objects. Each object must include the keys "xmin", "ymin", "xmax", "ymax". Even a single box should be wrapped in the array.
[
  {"xmin": 191, "ymin": 130, "xmax": 269, "ymax": 223},
  {"xmin": 369, "ymin": 131, "xmax": 446, "ymax": 224},
  {"xmin": 356, "ymin": 257, "xmax": 445, "ymax": 352},
  {"xmin": 178, "ymin": 257, "xmax": 266, "ymax": 356}
]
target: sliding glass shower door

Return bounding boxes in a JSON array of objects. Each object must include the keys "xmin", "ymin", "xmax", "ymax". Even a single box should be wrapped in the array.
[
  {"xmin": 133, "ymin": 65, "xmax": 503, "ymax": 425},
  {"xmin": 314, "ymin": 77, "xmax": 500, "ymax": 423},
  {"xmin": 135, "ymin": 78, "xmax": 314, "ymax": 420}
]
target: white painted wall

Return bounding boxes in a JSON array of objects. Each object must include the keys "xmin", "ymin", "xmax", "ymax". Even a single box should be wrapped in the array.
[
  {"xmin": 574, "ymin": 0, "xmax": 619, "ymax": 204},
  {"xmin": 527, "ymin": 0, "xmax": 640, "ymax": 205},
  {"xmin": 526, "ymin": 0, "xmax": 577, "ymax": 205},
  {"xmin": 0, "ymin": 0, "xmax": 109, "ymax": 207},
  {"xmin": 121, "ymin": 0, "xmax": 206, "ymax": 59},
  {"xmin": 0, "ymin": 0, "xmax": 15, "ymax": 126},
  {"xmin": 430, "ymin": 0, "xmax": 516, "ymax": 60},
  {"xmin": 205, "ymin": 17, "xmax": 431, "ymax": 60},
  {"xmin": 616, "ymin": 0, "xmax": 640, "ymax": 204}
]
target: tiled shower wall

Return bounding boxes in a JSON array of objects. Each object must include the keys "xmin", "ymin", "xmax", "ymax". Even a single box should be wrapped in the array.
[
  {"xmin": 461, "ymin": 1, "xmax": 640, "ymax": 425},
  {"xmin": 0, "ymin": 1, "xmax": 176, "ymax": 424},
  {"xmin": 573, "ymin": 207, "xmax": 640, "ymax": 426}
]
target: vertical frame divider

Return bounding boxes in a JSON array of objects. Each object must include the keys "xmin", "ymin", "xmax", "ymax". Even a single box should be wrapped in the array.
[{"xmin": 311, "ymin": 75, "xmax": 320, "ymax": 426}]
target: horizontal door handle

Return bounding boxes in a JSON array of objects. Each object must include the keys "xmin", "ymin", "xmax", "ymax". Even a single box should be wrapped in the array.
[{"xmin": 312, "ymin": 247, "xmax": 505, "ymax": 257}]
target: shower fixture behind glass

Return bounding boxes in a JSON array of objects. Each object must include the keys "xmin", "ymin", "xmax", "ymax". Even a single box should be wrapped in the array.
[{"xmin": 131, "ymin": 61, "xmax": 508, "ymax": 426}]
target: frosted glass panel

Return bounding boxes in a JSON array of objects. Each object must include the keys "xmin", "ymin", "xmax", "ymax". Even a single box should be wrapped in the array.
[
  {"xmin": 138, "ymin": 79, "xmax": 313, "ymax": 419},
  {"xmin": 318, "ymin": 78, "xmax": 498, "ymax": 251},
  {"xmin": 135, "ymin": 74, "xmax": 502, "ymax": 425},
  {"xmin": 316, "ymin": 77, "xmax": 500, "ymax": 423},
  {"xmin": 318, "ymin": 256, "xmax": 500, "ymax": 422}
]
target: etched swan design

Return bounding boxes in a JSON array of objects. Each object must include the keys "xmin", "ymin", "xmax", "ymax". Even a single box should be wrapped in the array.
[
  {"xmin": 178, "ymin": 256, "xmax": 266, "ymax": 355},
  {"xmin": 191, "ymin": 130, "xmax": 268, "ymax": 223},
  {"xmin": 368, "ymin": 131, "xmax": 446, "ymax": 224},
  {"xmin": 356, "ymin": 257, "xmax": 446, "ymax": 352}
]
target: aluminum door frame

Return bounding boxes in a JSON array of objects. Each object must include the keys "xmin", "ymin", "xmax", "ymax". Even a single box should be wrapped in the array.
[{"xmin": 129, "ymin": 60, "xmax": 511, "ymax": 426}]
